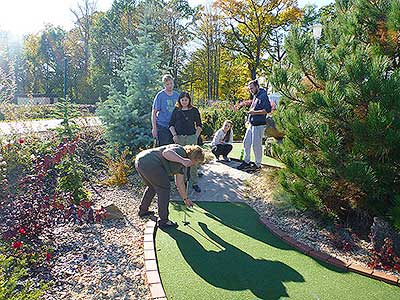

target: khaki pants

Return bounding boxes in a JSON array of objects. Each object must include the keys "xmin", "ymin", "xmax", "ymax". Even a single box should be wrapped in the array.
[
  {"xmin": 243, "ymin": 125, "xmax": 266, "ymax": 167},
  {"xmin": 135, "ymin": 158, "xmax": 170, "ymax": 225},
  {"xmin": 177, "ymin": 134, "xmax": 198, "ymax": 185}
]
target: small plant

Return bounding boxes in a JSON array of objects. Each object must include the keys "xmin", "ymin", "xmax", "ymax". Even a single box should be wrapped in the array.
[
  {"xmin": 56, "ymin": 138, "xmax": 90, "ymax": 204},
  {"xmin": 328, "ymin": 223, "xmax": 357, "ymax": 252},
  {"xmin": 102, "ymin": 148, "xmax": 131, "ymax": 186},
  {"xmin": 0, "ymin": 242, "xmax": 45, "ymax": 300},
  {"xmin": 368, "ymin": 238, "xmax": 400, "ymax": 272},
  {"xmin": 52, "ymin": 97, "xmax": 90, "ymax": 204}
]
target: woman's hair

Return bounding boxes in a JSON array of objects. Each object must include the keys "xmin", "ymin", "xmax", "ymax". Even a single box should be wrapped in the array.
[
  {"xmin": 176, "ymin": 91, "xmax": 193, "ymax": 109},
  {"xmin": 184, "ymin": 145, "xmax": 204, "ymax": 163},
  {"xmin": 222, "ymin": 120, "xmax": 233, "ymax": 142}
]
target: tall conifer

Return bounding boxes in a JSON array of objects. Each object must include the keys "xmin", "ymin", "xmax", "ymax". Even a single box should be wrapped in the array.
[
  {"xmin": 271, "ymin": 0, "xmax": 400, "ymax": 229},
  {"xmin": 98, "ymin": 0, "xmax": 162, "ymax": 151}
]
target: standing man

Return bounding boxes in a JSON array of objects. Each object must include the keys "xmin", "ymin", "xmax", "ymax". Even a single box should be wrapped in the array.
[
  {"xmin": 237, "ymin": 79, "xmax": 271, "ymax": 172},
  {"xmin": 152, "ymin": 74, "xmax": 180, "ymax": 146}
]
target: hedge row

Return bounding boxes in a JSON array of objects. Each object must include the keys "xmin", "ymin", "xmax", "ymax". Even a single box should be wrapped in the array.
[{"xmin": 0, "ymin": 104, "xmax": 96, "ymax": 121}]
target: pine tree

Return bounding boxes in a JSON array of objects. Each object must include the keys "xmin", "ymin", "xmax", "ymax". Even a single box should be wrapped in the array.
[
  {"xmin": 271, "ymin": 0, "xmax": 400, "ymax": 229},
  {"xmin": 98, "ymin": 1, "xmax": 162, "ymax": 152}
]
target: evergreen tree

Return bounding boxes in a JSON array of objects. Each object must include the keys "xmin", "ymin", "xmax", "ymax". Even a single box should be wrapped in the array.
[
  {"xmin": 271, "ymin": 0, "xmax": 400, "ymax": 229},
  {"xmin": 97, "ymin": 0, "xmax": 162, "ymax": 152}
]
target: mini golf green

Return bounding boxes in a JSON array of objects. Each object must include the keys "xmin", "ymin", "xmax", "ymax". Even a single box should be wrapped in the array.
[
  {"xmin": 156, "ymin": 202, "xmax": 400, "ymax": 300},
  {"xmin": 229, "ymin": 142, "xmax": 285, "ymax": 168}
]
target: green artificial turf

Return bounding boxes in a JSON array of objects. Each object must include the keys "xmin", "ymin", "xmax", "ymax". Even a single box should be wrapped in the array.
[
  {"xmin": 156, "ymin": 202, "xmax": 400, "ymax": 300},
  {"xmin": 229, "ymin": 142, "xmax": 285, "ymax": 168}
]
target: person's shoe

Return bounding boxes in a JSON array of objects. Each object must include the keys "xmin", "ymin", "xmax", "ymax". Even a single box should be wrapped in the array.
[
  {"xmin": 223, "ymin": 155, "xmax": 231, "ymax": 162},
  {"xmin": 158, "ymin": 220, "xmax": 179, "ymax": 229},
  {"xmin": 246, "ymin": 164, "xmax": 261, "ymax": 173},
  {"xmin": 237, "ymin": 161, "xmax": 251, "ymax": 170},
  {"xmin": 138, "ymin": 210, "xmax": 155, "ymax": 218},
  {"xmin": 198, "ymin": 171, "xmax": 204, "ymax": 178},
  {"xmin": 192, "ymin": 184, "xmax": 201, "ymax": 193}
]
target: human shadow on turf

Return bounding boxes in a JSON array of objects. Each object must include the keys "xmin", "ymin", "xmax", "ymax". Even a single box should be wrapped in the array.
[
  {"xmin": 165, "ymin": 222, "xmax": 304, "ymax": 300},
  {"xmin": 194, "ymin": 201, "xmax": 292, "ymax": 250},
  {"xmin": 194, "ymin": 202, "xmax": 349, "ymax": 273}
]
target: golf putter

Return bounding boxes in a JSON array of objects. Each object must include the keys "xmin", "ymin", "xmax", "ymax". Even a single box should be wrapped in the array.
[
  {"xmin": 183, "ymin": 208, "xmax": 190, "ymax": 226},
  {"xmin": 183, "ymin": 167, "xmax": 191, "ymax": 226}
]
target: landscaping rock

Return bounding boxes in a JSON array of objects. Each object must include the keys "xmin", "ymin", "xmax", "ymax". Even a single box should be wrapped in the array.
[
  {"xmin": 370, "ymin": 217, "xmax": 400, "ymax": 255},
  {"xmin": 103, "ymin": 202, "xmax": 125, "ymax": 220}
]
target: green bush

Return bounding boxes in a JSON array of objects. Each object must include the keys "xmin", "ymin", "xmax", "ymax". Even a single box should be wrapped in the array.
[
  {"xmin": 199, "ymin": 102, "xmax": 248, "ymax": 141},
  {"xmin": 271, "ymin": 1, "xmax": 400, "ymax": 229}
]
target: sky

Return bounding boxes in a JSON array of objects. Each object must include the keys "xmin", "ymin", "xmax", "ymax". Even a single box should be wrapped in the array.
[{"xmin": 0, "ymin": 0, "xmax": 334, "ymax": 36}]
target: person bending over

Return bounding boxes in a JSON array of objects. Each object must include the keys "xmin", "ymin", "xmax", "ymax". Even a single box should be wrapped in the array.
[
  {"xmin": 210, "ymin": 120, "xmax": 233, "ymax": 161},
  {"xmin": 135, "ymin": 144, "xmax": 204, "ymax": 228}
]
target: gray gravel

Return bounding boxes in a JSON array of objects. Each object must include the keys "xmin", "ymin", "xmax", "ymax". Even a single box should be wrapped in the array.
[{"xmin": 42, "ymin": 180, "xmax": 153, "ymax": 300}]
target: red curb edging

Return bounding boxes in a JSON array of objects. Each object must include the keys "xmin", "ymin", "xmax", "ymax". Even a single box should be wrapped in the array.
[
  {"xmin": 259, "ymin": 217, "xmax": 400, "ymax": 286},
  {"xmin": 371, "ymin": 270, "xmax": 400, "ymax": 285},
  {"xmin": 143, "ymin": 220, "xmax": 167, "ymax": 299}
]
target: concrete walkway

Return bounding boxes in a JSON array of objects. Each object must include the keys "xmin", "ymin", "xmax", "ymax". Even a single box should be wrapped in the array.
[{"xmin": 172, "ymin": 160, "xmax": 254, "ymax": 203}]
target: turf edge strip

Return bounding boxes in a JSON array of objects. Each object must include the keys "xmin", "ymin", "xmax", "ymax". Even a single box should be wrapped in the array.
[
  {"xmin": 143, "ymin": 220, "xmax": 167, "ymax": 300},
  {"xmin": 259, "ymin": 216, "xmax": 400, "ymax": 286}
]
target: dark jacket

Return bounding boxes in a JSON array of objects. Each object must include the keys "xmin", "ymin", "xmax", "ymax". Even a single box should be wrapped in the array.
[
  {"xmin": 169, "ymin": 107, "xmax": 202, "ymax": 135},
  {"xmin": 249, "ymin": 88, "xmax": 271, "ymax": 126}
]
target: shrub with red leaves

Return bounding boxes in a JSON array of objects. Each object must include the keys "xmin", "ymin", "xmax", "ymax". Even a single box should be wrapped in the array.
[
  {"xmin": 368, "ymin": 238, "xmax": 400, "ymax": 272},
  {"xmin": 0, "ymin": 138, "xmax": 106, "ymax": 268}
]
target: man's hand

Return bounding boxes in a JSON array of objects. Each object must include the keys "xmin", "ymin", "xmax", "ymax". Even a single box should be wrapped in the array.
[
  {"xmin": 184, "ymin": 198, "xmax": 193, "ymax": 208},
  {"xmin": 152, "ymin": 128, "xmax": 157, "ymax": 138},
  {"xmin": 248, "ymin": 109, "xmax": 256, "ymax": 115}
]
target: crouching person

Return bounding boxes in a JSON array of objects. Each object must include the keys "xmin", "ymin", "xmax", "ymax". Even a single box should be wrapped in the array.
[
  {"xmin": 135, "ymin": 144, "xmax": 204, "ymax": 228},
  {"xmin": 210, "ymin": 120, "xmax": 233, "ymax": 161}
]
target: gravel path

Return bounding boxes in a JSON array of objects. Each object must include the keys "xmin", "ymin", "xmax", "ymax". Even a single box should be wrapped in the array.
[{"xmin": 43, "ymin": 181, "xmax": 153, "ymax": 300}]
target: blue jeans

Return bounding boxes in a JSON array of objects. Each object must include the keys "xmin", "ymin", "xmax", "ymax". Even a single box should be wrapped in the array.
[{"xmin": 157, "ymin": 126, "xmax": 173, "ymax": 146}]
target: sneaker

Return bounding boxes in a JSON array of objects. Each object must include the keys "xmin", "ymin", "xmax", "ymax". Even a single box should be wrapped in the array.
[
  {"xmin": 246, "ymin": 164, "xmax": 261, "ymax": 173},
  {"xmin": 237, "ymin": 161, "xmax": 251, "ymax": 170},
  {"xmin": 223, "ymin": 155, "xmax": 231, "ymax": 162},
  {"xmin": 138, "ymin": 210, "xmax": 155, "ymax": 218},
  {"xmin": 192, "ymin": 184, "xmax": 201, "ymax": 193},
  {"xmin": 158, "ymin": 220, "xmax": 178, "ymax": 229}
]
